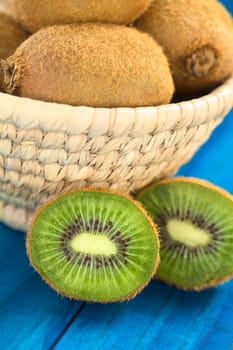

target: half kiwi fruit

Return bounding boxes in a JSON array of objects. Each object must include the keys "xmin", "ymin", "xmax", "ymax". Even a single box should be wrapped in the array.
[
  {"xmin": 137, "ymin": 178, "xmax": 233, "ymax": 291},
  {"xmin": 27, "ymin": 189, "xmax": 160, "ymax": 302}
]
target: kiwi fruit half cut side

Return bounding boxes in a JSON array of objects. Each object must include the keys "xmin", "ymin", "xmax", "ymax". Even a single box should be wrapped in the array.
[
  {"xmin": 138, "ymin": 177, "xmax": 233, "ymax": 291},
  {"xmin": 27, "ymin": 189, "xmax": 160, "ymax": 302}
]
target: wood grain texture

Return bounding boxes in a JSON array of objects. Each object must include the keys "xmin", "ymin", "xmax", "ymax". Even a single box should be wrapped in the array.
[
  {"xmin": 54, "ymin": 282, "xmax": 233, "ymax": 350},
  {"xmin": 54, "ymin": 110, "xmax": 233, "ymax": 350},
  {"xmin": 0, "ymin": 107, "xmax": 232, "ymax": 350},
  {"xmin": 0, "ymin": 227, "xmax": 83, "ymax": 350},
  {"xmin": 0, "ymin": 1, "xmax": 232, "ymax": 349}
]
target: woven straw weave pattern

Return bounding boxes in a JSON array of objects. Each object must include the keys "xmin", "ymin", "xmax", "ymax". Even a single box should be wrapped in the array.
[{"xmin": 0, "ymin": 77, "xmax": 233, "ymax": 231}]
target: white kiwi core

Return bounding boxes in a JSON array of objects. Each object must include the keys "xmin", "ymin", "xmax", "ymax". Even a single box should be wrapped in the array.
[
  {"xmin": 70, "ymin": 233, "xmax": 117, "ymax": 256},
  {"xmin": 167, "ymin": 219, "xmax": 210, "ymax": 247}
]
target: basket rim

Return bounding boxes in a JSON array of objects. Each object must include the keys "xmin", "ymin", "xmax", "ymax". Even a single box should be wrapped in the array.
[
  {"xmin": 0, "ymin": 76, "xmax": 232, "ymax": 134},
  {"xmin": 1, "ymin": 76, "xmax": 232, "ymax": 110}
]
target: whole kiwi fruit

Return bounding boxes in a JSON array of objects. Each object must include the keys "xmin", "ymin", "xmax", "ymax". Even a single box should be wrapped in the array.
[
  {"xmin": 138, "ymin": 177, "xmax": 233, "ymax": 291},
  {"xmin": 11, "ymin": 0, "xmax": 153, "ymax": 33},
  {"xmin": 136, "ymin": 0, "xmax": 233, "ymax": 98},
  {"xmin": 0, "ymin": 12, "xmax": 27, "ymax": 91},
  {"xmin": 2, "ymin": 23, "xmax": 174, "ymax": 107},
  {"xmin": 26, "ymin": 188, "xmax": 160, "ymax": 302}
]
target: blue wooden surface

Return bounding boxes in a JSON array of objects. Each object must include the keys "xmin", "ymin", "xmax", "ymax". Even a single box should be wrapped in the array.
[{"xmin": 0, "ymin": 1, "xmax": 233, "ymax": 349}]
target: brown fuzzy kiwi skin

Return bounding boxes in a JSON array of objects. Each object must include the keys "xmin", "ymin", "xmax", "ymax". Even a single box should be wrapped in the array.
[
  {"xmin": 26, "ymin": 187, "xmax": 160, "ymax": 303},
  {"xmin": 138, "ymin": 176, "xmax": 233, "ymax": 291},
  {"xmin": 135, "ymin": 0, "xmax": 233, "ymax": 98},
  {"xmin": 0, "ymin": 0, "xmax": 13, "ymax": 14},
  {"xmin": 11, "ymin": 0, "xmax": 153, "ymax": 33},
  {"xmin": 158, "ymin": 271, "xmax": 233, "ymax": 292},
  {"xmin": 0, "ymin": 11, "xmax": 27, "ymax": 91},
  {"xmin": 2, "ymin": 23, "xmax": 174, "ymax": 107}
]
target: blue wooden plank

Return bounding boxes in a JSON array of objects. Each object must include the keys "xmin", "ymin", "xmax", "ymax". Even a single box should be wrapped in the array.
[
  {"xmin": 0, "ymin": 1, "xmax": 232, "ymax": 349},
  {"xmin": 0, "ymin": 226, "xmax": 83, "ymax": 350},
  {"xmin": 0, "ymin": 225, "xmax": 31, "ymax": 301},
  {"xmin": 54, "ymin": 281, "xmax": 233, "ymax": 350},
  {"xmin": 1, "ymin": 98, "xmax": 232, "ymax": 350},
  {"xmin": 178, "ymin": 110, "xmax": 233, "ymax": 193},
  {"xmin": 54, "ymin": 108, "xmax": 233, "ymax": 349},
  {"xmin": 223, "ymin": 0, "xmax": 233, "ymax": 12}
]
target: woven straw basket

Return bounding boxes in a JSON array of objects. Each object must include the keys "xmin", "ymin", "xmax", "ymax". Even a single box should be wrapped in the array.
[{"xmin": 0, "ymin": 77, "xmax": 233, "ymax": 231}]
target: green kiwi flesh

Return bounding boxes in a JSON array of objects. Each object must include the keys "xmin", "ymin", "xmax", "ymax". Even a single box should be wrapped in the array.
[
  {"xmin": 27, "ymin": 189, "xmax": 160, "ymax": 302},
  {"xmin": 138, "ymin": 177, "xmax": 233, "ymax": 291}
]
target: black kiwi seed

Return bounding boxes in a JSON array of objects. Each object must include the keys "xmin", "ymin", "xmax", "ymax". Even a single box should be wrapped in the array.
[
  {"xmin": 26, "ymin": 189, "xmax": 160, "ymax": 302},
  {"xmin": 59, "ymin": 218, "xmax": 130, "ymax": 268},
  {"xmin": 138, "ymin": 177, "xmax": 233, "ymax": 291}
]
